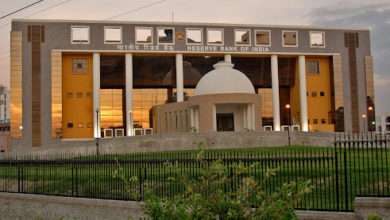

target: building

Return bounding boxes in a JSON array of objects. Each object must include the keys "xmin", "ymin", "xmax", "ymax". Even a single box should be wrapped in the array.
[
  {"xmin": 9, "ymin": 19, "xmax": 376, "ymax": 149},
  {"xmin": 0, "ymin": 85, "xmax": 10, "ymax": 152},
  {"xmin": 376, "ymin": 113, "xmax": 390, "ymax": 134}
]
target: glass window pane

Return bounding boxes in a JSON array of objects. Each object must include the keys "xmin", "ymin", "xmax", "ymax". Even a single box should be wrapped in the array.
[
  {"xmin": 136, "ymin": 27, "xmax": 153, "ymax": 44},
  {"xmin": 71, "ymin": 26, "xmax": 89, "ymax": 43},
  {"xmin": 158, "ymin": 28, "xmax": 174, "ymax": 44},
  {"xmin": 235, "ymin": 29, "xmax": 250, "ymax": 45},
  {"xmin": 207, "ymin": 29, "xmax": 223, "ymax": 44},
  {"xmin": 310, "ymin": 31, "xmax": 325, "ymax": 47},
  {"xmin": 186, "ymin": 29, "xmax": 202, "ymax": 44},
  {"xmin": 105, "ymin": 27, "xmax": 122, "ymax": 43}
]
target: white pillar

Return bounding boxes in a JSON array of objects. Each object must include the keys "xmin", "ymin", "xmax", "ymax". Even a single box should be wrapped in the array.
[
  {"xmin": 194, "ymin": 108, "xmax": 199, "ymax": 132},
  {"xmin": 299, "ymin": 55, "xmax": 309, "ymax": 132},
  {"xmin": 224, "ymin": 54, "xmax": 232, "ymax": 63},
  {"xmin": 190, "ymin": 108, "xmax": 194, "ymax": 131},
  {"xmin": 243, "ymin": 106, "xmax": 247, "ymax": 129},
  {"xmin": 212, "ymin": 104, "xmax": 217, "ymax": 131},
  {"xmin": 251, "ymin": 103, "xmax": 256, "ymax": 130},
  {"xmin": 125, "ymin": 53, "xmax": 133, "ymax": 136},
  {"xmin": 247, "ymin": 104, "xmax": 252, "ymax": 130},
  {"xmin": 176, "ymin": 54, "xmax": 184, "ymax": 102},
  {"xmin": 93, "ymin": 53, "xmax": 101, "ymax": 138},
  {"xmin": 271, "ymin": 55, "xmax": 281, "ymax": 131}
]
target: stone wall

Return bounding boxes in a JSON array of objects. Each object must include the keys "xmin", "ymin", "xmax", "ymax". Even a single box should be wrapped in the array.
[
  {"xmin": 1, "ymin": 193, "xmax": 389, "ymax": 220},
  {"xmin": 2, "ymin": 131, "xmax": 336, "ymax": 158}
]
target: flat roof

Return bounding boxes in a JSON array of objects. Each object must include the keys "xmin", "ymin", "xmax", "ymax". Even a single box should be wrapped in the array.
[{"xmin": 11, "ymin": 19, "xmax": 370, "ymax": 31}]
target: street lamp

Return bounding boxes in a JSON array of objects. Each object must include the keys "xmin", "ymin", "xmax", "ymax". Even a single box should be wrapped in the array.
[
  {"xmin": 368, "ymin": 106, "xmax": 374, "ymax": 132},
  {"xmin": 285, "ymin": 104, "xmax": 291, "ymax": 146},
  {"xmin": 362, "ymin": 114, "xmax": 367, "ymax": 134}
]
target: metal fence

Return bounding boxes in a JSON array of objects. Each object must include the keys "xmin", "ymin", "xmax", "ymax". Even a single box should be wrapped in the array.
[{"xmin": 0, "ymin": 134, "xmax": 389, "ymax": 211}]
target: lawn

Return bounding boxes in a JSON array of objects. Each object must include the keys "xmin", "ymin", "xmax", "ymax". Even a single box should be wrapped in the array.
[{"xmin": 1, "ymin": 145, "xmax": 389, "ymax": 211}]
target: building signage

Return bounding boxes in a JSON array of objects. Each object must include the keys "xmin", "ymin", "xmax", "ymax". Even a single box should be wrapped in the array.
[{"xmin": 116, "ymin": 44, "xmax": 270, "ymax": 53}]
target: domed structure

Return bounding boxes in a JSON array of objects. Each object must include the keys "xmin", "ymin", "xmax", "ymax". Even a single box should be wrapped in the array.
[{"xmin": 195, "ymin": 61, "xmax": 255, "ymax": 96}]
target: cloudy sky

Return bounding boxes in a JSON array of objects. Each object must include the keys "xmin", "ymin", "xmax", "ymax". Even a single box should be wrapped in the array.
[{"xmin": 0, "ymin": 0, "xmax": 389, "ymax": 113}]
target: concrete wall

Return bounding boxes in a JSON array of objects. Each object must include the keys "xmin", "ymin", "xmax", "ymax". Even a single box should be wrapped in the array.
[
  {"xmin": 1, "ymin": 193, "xmax": 389, "ymax": 220},
  {"xmin": 2, "ymin": 131, "xmax": 335, "ymax": 159},
  {"xmin": 0, "ymin": 192, "xmax": 145, "ymax": 220}
]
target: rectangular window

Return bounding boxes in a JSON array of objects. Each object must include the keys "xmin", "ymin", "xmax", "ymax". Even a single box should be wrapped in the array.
[
  {"xmin": 235, "ymin": 29, "xmax": 250, "ymax": 45},
  {"xmin": 321, "ymin": 119, "xmax": 326, "ymax": 124},
  {"xmin": 313, "ymin": 119, "xmax": 318, "ymax": 124},
  {"xmin": 255, "ymin": 30, "xmax": 270, "ymax": 46},
  {"xmin": 310, "ymin": 31, "xmax": 325, "ymax": 47},
  {"xmin": 77, "ymin": 92, "xmax": 83, "ymax": 98},
  {"xmin": 67, "ymin": 122, "xmax": 73, "ymax": 128},
  {"xmin": 77, "ymin": 122, "xmax": 83, "ymax": 128},
  {"xmin": 72, "ymin": 58, "xmax": 87, "ymax": 73},
  {"xmin": 320, "ymin": 91, "xmax": 325, "ymax": 96},
  {"xmin": 87, "ymin": 92, "xmax": 92, "ymax": 98},
  {"xmin": 207, "ymin": 29, "xmax": 223, "ymax": 45},
  {"xmin": 312, "ymin": 91, "xmax": 317, "ymax": 97},
  {"xmin": 135, "ymin": 27, "xmax": 153, "ymax": 44},
  {"xmin": 282, "ymin": 30, "xmax": 298, "ymax": 47},
  {"xmin": 87, "ymin": 122, "xmax": 93, "ymax": 128},
  {"xmin": 71, "ymin": 26, "xmax": 89, "ymax": 44},
  {"xmin": 186, "ymin": 28, "xmax": 202, "ymax": 45},
  {"xmin": 104, "ymin": 26, "xmax": 122, "ymax": 44},
  {"xmin": 67, "ymin": 92, "xmax": 73, "ymax": 98},
  {"xmin": 158, "ymin": 27, "xmax": 174, "ymax": 44},
  {"xmin": 307, "ymin": 61, "xmax": 320, "ymax": 74}
]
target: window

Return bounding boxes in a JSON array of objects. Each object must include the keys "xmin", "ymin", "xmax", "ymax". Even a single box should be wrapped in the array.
[
  {"xmin": 186, "ymin": 28, "xmax": 202, "ymax": 44},
  {"xmin": 104, "ymin": 26, "xmax": 122, "ymax": 44},
  {"xmin": 86, "ymin": 92, "xmax": 92, "ymax": 98},
  {"xmin": 77, "ymin": 92, "xmax": 83, "ymax": 98},
  {"xmin": 67, "ymin": 92, "xmax": 73, "ymax": 98},
  {"xmin": 71, "ymin": 26, "xmax": 89, "ymax": 44},
  {"xmin": 87, "ymin": 122, "xmax": 93, "ymax": 128},
  {"xmin": 310, "ymin": 31, "xmax": 325, "ymax": 47},
  {"xmin": 135, "ymin": 27, "xmax": 153, "ymax": 44},
  {"xmin": 312, "ymin": 91, "xmax": 317, "ymax": 97},
  {"xmin": 282, "ymin": 30, "xmax": 298, "ymax": 47},
  {"xmin": 207, "ymin": 29, "xmax": 223, "ymax": 45},
  {"xmin": 158, "ymin": 27, "xmax": 174, "ymax": 44},
  {"xmin": 321, "ymin": 119, "xmax": 326, "ymax": 124},
  {"xmin": 255, "ymin": 30, "xmax": 270, "ymax": 46},
  {"xmin": 320, "ymin": 91, "xmax": 325, "ymax": 96},
  {"xmin": 235, "ymin": 29, "xmax": 250, "ymax": 45},
  {"xmin": 72, "ymin": 58, "xmax": 87, "ymax": 73},
  {"xmin": 77, "ymin": 122, "xmax": 83, "ymax": 128},
  {"xmin": 67, "ymin": 123, "xmax": 73, "ymax": 128},
  {"xmin": 386, "ymin": 117, "xmax": 390, "ymax": 123},
  {"xmin": 307, "ymin": 61, "xmax": 320, "ymax": 74},
  {"xmin": 313, "ymin": 119, "xmax": 318, "ymax": 124}
]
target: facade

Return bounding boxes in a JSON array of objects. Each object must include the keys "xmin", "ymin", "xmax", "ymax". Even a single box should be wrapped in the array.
[
  {"xmin": 0, "ymin": 85, "xmax": 10, "ymax": 122},
  {"xmin": 376, "ymin": 113, "xmax": 390, "ymax": 134},
  {"xmin": 9, "ymin": 19, "xmax": 375, "ymax": 149}
]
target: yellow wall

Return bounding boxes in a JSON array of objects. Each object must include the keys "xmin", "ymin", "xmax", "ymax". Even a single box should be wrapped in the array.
[
  {"xmin": 62, "ymin": 54, "xmax": 94, "ymax": 138},
  {"xmin": 290, "ymin": 56, "xmax": 334, "ymax": 132}
]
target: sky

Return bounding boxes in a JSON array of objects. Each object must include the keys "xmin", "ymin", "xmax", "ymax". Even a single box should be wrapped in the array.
[{"xmin": 0, "ymin": 0, "xmax": 389, "ymax": 113}]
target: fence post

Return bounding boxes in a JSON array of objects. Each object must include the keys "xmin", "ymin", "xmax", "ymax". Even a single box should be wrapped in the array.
[
  {"xmin": 139, "ymin": 167, "xmax": 142, "ymax": 200},
  {"xmin": 344, "ymin": 150, "xmax": 348, "ymax": 211},
  {"xmin": 75, "ymin": 166, "xmax": 78, "ymax": 197},
  {"xmin": 334, "ymin": 137, "xmax": 340, "ymax": 211},
  {"xmin": 17, "ymin": 165, "xmax": 20, "ymax": 193}
]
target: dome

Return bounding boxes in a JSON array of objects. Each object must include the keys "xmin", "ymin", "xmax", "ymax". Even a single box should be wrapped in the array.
[{"xmin": 194, "ymin": 61, "xmax": 255, "ymax": 96}]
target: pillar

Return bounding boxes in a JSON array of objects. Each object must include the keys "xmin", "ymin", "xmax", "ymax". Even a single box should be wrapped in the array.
[
  {"xmin": 125, "ymin": 53, "xmax": 133, "ymax": 136},
  {"xmin": 271, "ymin": 55, "xmax": 281, "ymax": 131},
  {"xmin": 176, "ymin": 54, "xmax": 184, "ymax": 102},
  {"xmin": 224, "ymin": 54, "xmax": 232, "ymax": 63},
  {"xmin": 93, "ymin": 53, "xmax": 101, "ymax": 138},
  {"xmin": 212, "ymin": 104, "xmax": 217, "ymax": 131},
  {"xmin": 299, "ymin": 55, "xmax": 309, "ymax": 131}
]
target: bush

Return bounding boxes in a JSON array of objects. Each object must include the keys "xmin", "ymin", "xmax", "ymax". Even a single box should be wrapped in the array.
[{"xmin": 115, "ymin": 144, "xmax": 311, "ymax": 220}]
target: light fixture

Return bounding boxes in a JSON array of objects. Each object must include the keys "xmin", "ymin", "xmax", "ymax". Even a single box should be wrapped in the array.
[{"xmin": 285, "ymin": 104, "xmax": 291, "ymax": 109}]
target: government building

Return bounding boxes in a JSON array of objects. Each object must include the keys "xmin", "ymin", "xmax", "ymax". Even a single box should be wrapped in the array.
[{"xmin": 9, "ymin": 19, "xmax": 375, "ymax": 149}]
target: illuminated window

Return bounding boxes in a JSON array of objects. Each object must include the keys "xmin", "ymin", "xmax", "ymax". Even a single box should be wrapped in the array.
[
  {"xmin": 104, "ymin": 26, "xmax": 122, "ymax": 44},
  {"xmin": 307, "ymin": 61, "xmax": 320, "ymax": 74},
  {"xmin": 158, "ymin": 27, "xmax": 174, "ymax": 44},
  {"xmin": 71, "ymin": 26, "xmax": 89, "ymax": 44},
  {"xmin": 235, "ymin": 29, "xmax": 250, "ymax": 45},
  {"xmin": 207, "ymin": 29, "xmax": 223, "ymax": 45},
  {"xmin": 87, "ymin": 122, "xmax": 93, "ymax": 128},
  {"xmin": 77, "ymin": 122, "xmax": 83, "ymax": 128},
  {"xmin": 310, "ymin": 31, "xmax": 325, "ymax": 47},
  {"xmin": 186, "ymin": 28, "xmax": 202, "ymax": 44},
  {"xmin": 72, "ymin": 58, "xmax": 87, "ymax": 73},
  {"xmin": 136, "ymin": 27, "xmax": 153, "ymax": 44},
  {"xmin": 282, "ymin": 30, "xmax": 298, "ymax": 47},
  {"xmin": 255, "ymin": 30, "xmax": 270, "ymax": 46}
]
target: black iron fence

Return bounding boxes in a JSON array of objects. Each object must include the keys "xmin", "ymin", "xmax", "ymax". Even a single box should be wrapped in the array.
[{"xmin": 0, "ymin": 133, "xmax": 389, "ymax": 211}]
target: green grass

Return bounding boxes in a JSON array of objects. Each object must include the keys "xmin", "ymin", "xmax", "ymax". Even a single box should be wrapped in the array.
[{"xmin": 1, "ymin": 145, "xmax": 390, "ymax": 211}]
